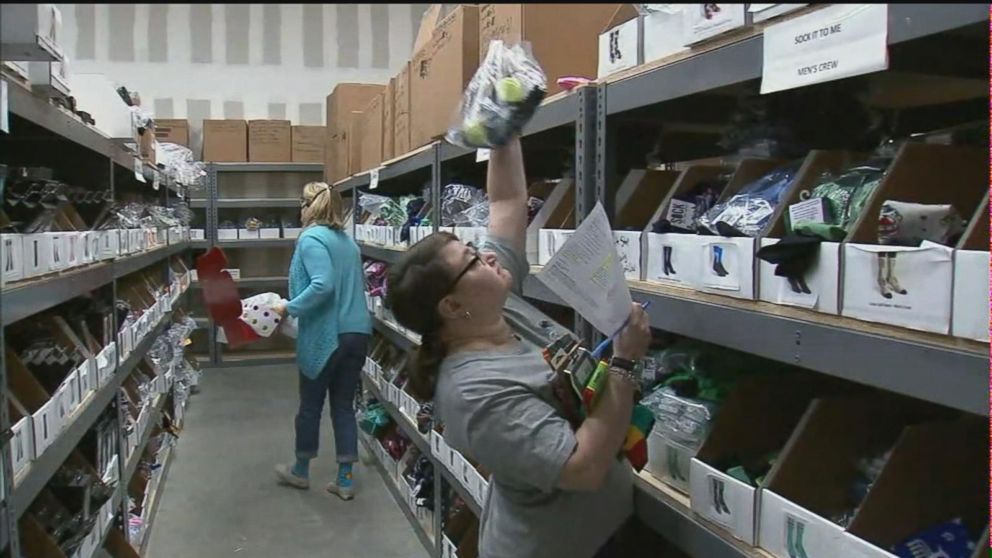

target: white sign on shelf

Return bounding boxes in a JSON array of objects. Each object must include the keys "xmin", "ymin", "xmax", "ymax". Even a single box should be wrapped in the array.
[
  {"xmin": 369, "ymin": 168, "xmax": 380, "ymax": 190},
  {"xmin": 134, "ymin": 158, "xmax": 146, "ymax": 183},
  {"xmin": 476, "ymin": 148, "xmax": 491, "ymax": 163},
  {"xmin": 0, "ymin": 80, "xmax": 8, "ymax": 134},
  {"xmin": 760, "ymin": 4, "xmax": 888, "ymax": 94}
]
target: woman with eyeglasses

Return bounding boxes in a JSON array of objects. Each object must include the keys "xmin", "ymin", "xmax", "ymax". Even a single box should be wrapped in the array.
[
  {"xmin": 385, "ymin": 139, "xmax": 651, "ymax": 558},
  {"xmin": 271, "ymin": 181, "xmax": 371, "ymax": 501}
]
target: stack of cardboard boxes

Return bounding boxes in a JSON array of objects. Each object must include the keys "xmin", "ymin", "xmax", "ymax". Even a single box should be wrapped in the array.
[
  {"xmin": 188, "ymin": 119, "xmax": 326, "ymax": 164},
  {"xmin": 324, "ymin": 3, "xmax": 619, "ymax": 182}
]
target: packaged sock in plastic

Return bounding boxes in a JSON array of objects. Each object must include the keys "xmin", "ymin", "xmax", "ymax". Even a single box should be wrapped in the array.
[
  {"xmin": 698, "ymin": 162, "xmax": 801, "ymax": 237},
  {"xmin": 446, "ymin": 40, "xmax": 547, "ymax": 149},
  {"xmin": 788, "ymin": 162, "xmax": 886, "ymax": 240}
]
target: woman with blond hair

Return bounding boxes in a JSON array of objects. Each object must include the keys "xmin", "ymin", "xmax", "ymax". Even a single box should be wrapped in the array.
[{"xmin": 272, "ymin": 181, "xmax": 371, "ymax": 500}]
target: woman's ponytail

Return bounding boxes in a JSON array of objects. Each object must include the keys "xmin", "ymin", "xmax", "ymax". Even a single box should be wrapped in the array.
[
  {"xmin": 410, "ymin": 329, "xmax": 445, "ymax": 400},
  {"xmin": 384, "ymin": 231, "xmax": 460, "ymax": 402}
]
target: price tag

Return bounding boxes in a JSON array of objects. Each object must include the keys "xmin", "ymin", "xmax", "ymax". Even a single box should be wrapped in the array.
[
  {"xmin": 152, "ymin": 173, "xmax": 160, "ymax": 191},
  {"xmin": 134, "ymin": 158, "xmax": 146, "ymax": 183},
  {"xmin": 476, "ymin": 148, "xmax": 491, "ymax": 163},
  {"xmin": 0, "ymin": 80, "xmax": 8, "ymax": 134},
  {"xmin": 369, "ymin": 168, "xmax": 380, "ymax": 190},
  {"xmin": 761, "ymin": 4, "xmax": 888, "ymax": 94}
]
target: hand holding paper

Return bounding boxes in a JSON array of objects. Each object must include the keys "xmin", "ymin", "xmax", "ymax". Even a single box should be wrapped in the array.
[{"xmin": 536, "ymin": 202, "xmax": 633, "ymax": 336}]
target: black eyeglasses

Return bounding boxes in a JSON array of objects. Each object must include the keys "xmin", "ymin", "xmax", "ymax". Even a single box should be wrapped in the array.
[
  {"xmin": 448, "ymin": 242, "xmax": 482, "ymax": 292},
  {"xmin": 300, "ymin": 187, "xmax": 329, "ymax": 208}
]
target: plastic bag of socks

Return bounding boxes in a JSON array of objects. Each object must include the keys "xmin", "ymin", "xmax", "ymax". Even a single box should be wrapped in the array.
[
  {"xmin": 441, "ymin": 184, "xmax": 489, "ymax": 227},
  {"xmin": 447, "ymin": 40, "xmax": 547, "ymax": 149},
  {"xmin": 698, "ymin": 162, "xmax": 801, "ymax": 237},
  {"xmin": 789, "ymin": 163, "xmax": 886, "ymax": 240}
]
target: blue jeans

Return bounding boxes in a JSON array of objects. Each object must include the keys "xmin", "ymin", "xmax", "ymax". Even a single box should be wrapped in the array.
[{"xmin": 295, "ymin": 333, "xmax": 369, "ymax": 463}]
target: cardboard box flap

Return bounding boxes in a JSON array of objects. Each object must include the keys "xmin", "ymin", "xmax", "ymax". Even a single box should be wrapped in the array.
[
  {"xmin": 5, "ymin": 346, "xmax": 52, "ymax": 408},
  {"xmin": 848, "ymin": 143, "xmax": 986, "ymax": 244},
  {"xmin": 764, "ymin": 394, "xmax": 953, "ymax": 520},
  {"xmin": 646, "ymin": 164, "xmax": 731, "ymax": 233},
  {"xmin": 696, "ymin": 372, "xmax": 857, "ymax": 467},
  {"xmin": 847, "ymin": 418, "xmax": 988, "ymax": 549},
  {"xmin": 958, "ymin": 189, "xmax": 989, "ymax": 251},
  {"xmin": 602, "ymin": 3, "xmax": 640, "ymax": 33},
  {"xmin": 414, "ymin": 4, "xmax": 444, "ymax": 53},
  {"xmin": 616, "ymin": 169, "xmax": 680, "ymax": 229}
]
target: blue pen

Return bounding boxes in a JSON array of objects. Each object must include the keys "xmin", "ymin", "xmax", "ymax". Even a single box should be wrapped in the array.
[{"xmin": 591, "ymin": 300, "xmax": 652, "ymax": 359}]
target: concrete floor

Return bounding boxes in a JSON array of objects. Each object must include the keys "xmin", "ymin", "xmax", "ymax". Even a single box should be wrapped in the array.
[{"xmin": 145, "ymin": 364, "xmax": 429, "ymax": 558}]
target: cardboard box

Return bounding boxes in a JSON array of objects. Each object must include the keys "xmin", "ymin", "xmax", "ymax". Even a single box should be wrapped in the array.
[
  {"xmin": 348, "ymin": 112, "xmax": 363, "ymax": 177},
  {"xmin": 840, "ymin": 144, "xmax": 985, "ymax": 334},
  {"xmin": 758, "ymin": 151, "xmax": 871, "ymax": 315},
  {"xmin": 358, "ymin": 94, "xmax": 385, "ymax": 172},
  {"xmin": 841, "ymin": 419, "xmax": 986, "ymax": 558},
  {"xmin": 248, "ymin": 119, "xmax": 291, "ymax": 162},
  {"xmin": 325, "ymin": 83, "xmax": 385, "ymax": 182},
  {"xmin": 203, "ymin": 119, "xmax": 247, "ymax": 162},
  {"xmin": 759, "ymin": 239, "xmax": 841, "ymax": 314},
  {"xmin": 684, "ymin": 3, "xmax": 749, "ymax": 45},
  {"xmin": 757, "ymin": 396, "xmax": 948, "ymax": 558},
  {"xmin": 645, "ymin": 233, "xmax": 702, "ymax": 289},
  {"xmin": 643, "ymin": 5, "xmax": 689, "ymax": 64},
  {"xmin": 597, "ymin": 4, "xmax": 643, "ymax": 79},
  {"xmin": 690, "ymin": 373, "xmax": 855, "ymax": 545},
  {"xmin": 383, "ymin": 79, "xmax": 395, "ymax": 161},
  {"xmin": 410, "ymin": 5, "xmax": 480, "ymax": 149},
  {"xmin": 479, "ymin": 4, "xmax": 618, "ymax": 96},
  {"xmin": 749, "ymin": 4, "xmax": 808, "ymax": 23},
  {"xmin": 291, "ymin": 125, "xmax": 325, "ymax": 163},
  {"xmin": 611, "ymin": 168, "xmax": 679, "ymax": 281},
  {"xmin": 2, "ymin": 233, "xmax": 24, "ymax": 284},
  {"xmin": 155, "ymin": 119, "xmax": 190, "ymax": 147},
  {"xmin": 527, "ymin": 179, "xmax": 575, "ymax": 265},
  {"xmin": 393, "ymin": 64, "xmax": 412, "ymax": 157}
]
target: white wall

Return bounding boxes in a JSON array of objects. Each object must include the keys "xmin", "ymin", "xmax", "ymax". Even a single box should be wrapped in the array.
[{"xmin": 57, "ymin": 4, "xmax": 429, "ymax": 154}]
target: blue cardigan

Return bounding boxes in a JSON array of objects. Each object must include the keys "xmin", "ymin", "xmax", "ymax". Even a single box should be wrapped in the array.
[{"xmin": 287, "ymin": 225, "xmax": 371, "ymax": 378}]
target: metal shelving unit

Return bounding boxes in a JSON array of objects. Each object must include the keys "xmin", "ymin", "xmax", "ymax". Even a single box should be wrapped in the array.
[
  {"xmin": 11, "ymin": 312, "xmax": 172, "ymax": 518},
  {"xmin": 1, "ymin": 71, "xmax": 195, "ymax": 556},
  {"xmin": 194, "ymin": 162, "xmax": 323, "ymax": 366},
  {"xmin": 338, "ymin": 6, "xmax": 989, "ymax": 557}
]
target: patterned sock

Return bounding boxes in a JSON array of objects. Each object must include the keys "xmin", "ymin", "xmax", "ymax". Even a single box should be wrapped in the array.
[
  {"xmin": 292, "ymin": 458, "xmax": 310, "ymax": 479},
  {"xmin": 338, "ymin": 463, "xmax": 354, "ymax": 487}
]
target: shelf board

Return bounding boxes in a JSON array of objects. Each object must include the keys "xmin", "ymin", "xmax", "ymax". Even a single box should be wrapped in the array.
[
  {"xmin": 634, "ymin": 472, "xmax": 762, "ymax": 558},
  {"xmin": 522, "ymin": 267, "xmax": 987, "ymax": 415},
  {"xmin": 605, "ymin": 4, "xmax": 989, "ymax": 115},
  {"xmin": 358, "ymin": 433, "xmax": 436, "ymax": 557},
  {"xmin": 214, "ymin": 198, "xmax": 300, "ymax": 208},
  {"xmin": 436, "ymin": 459, "xmax": 482, "ymax": 518},
  {"xmin": 192, "ymin": 276, "xmax": 287, "ymax": 289},
  {"xmin": 216, "ymin": 351, "xmax": 295, "ymax": 367},
  {"xmin": 138, "ymin": 443, "xmax": 177, "ymax": 554},
  {"xmin": 1, "ymin": 242, "xmax": 189, "ymax": 326},
  {"xmin": 372, "ymin": 317, "xmax": 420, "ymax": 352},
  {"xmin": 360, "ymin": 243, "xmax": 407, "ymax": 264},
  {"xmin": 211, "ymin": 163, "xmax": 323, "ymax": 173},
  {"xmin": 363, "ymin": 375, "xmax": 431, "ymax": 457},
  {"xmin": 123, "ymin": 393, "xmax": 168, "ymax": 482},
  {"xmin": 11, "ymin": 312, "xmax": 173, "ymax": 516},
  {"xmin": 3, "ymin": 76, "xmax": 113, "ymax": 158},
  {"xmin": 216, "ymin": 238, "xmax": 296, "ymax": 248}
]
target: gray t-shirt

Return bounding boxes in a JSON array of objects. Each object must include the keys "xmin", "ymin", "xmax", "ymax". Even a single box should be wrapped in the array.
[{"xmin": 434, "ymin": 236, "xmax": 633, "ymax": 558}]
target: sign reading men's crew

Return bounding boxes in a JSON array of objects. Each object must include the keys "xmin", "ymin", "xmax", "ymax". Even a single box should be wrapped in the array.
[{"xmin": 761, "ymin": 4, "xmax": 889, "ymax": 94}]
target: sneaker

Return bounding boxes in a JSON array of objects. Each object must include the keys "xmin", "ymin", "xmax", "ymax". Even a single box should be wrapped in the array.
[
  {"xmin": 326, "ymin": 475, "xmax": 355, "ymax": 501},
  {"xmin": 275, "ymin": 464, "xmax": 310, "ymax": 489}
]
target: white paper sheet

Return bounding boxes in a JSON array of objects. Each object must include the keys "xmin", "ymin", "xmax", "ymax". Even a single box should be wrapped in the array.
[{"xmin": 536, "ymin": 202, "xmax": 632, "ymax": 335}]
